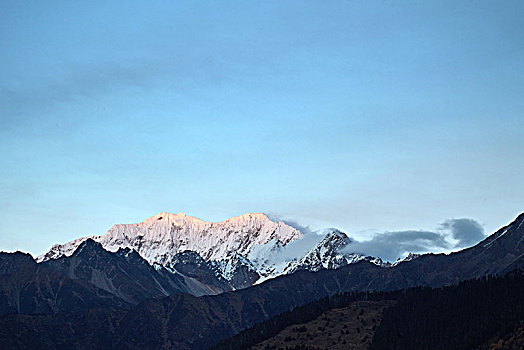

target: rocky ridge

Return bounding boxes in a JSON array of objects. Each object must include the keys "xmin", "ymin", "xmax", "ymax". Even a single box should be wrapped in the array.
[{"xmin": 37, "ymin": 212, "xmax": 378, "ymax": 288}]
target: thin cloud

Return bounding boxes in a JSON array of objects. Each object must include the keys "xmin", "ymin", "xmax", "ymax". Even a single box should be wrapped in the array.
[
  {"xmin": 1, "ymin": 60, "xmax": 167, "ymax": 115},
  {"xmin": 267, "ymin": 214, "xmax": 486, "ymax": 263},
  {"xmin": 266, "ymin": 213, "xmax": 317, "ymax": 236},
  {"xmin": 0, "ymin": 56, "xmax": 228, "ymax": 121},
  {"xmin": 266, "ymin": 213, "xmax": 326, "ymax": 261}
]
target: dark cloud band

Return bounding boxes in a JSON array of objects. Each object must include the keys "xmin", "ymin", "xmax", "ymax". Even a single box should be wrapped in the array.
[{"xmin": 343, "ymin": 218, "xmax": 485, "ymax": 262}]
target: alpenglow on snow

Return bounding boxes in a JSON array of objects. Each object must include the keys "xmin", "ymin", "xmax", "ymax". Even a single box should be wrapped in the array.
[{"xmin": 38, "ymin": 212, "xmax": 385, "ymax": 287}]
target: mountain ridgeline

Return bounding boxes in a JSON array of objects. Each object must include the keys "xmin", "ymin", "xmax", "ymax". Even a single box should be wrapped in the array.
[
  {"xmin": 0, "ymin": 212, "xmax": 522, "ymax": 349},
  {"xmin": 36, "ymin": 212, "xmax": 384, "ymax": 291}
]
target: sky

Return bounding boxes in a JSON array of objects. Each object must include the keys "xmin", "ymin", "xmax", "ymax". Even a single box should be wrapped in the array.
[{"xmin": 1, "ymin": 1, "xmax": 523, "ymax": 259}]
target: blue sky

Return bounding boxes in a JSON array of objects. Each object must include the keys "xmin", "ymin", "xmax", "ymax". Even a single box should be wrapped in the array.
[{"xmin": 1, "ymin": 1, "xmax": 523, "ymax": 257}]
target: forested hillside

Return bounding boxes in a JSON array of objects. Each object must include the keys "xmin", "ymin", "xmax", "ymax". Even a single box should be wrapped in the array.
[
  {"xmin": 215, "ymin": 269, "xmax": 524, "ymax": 350},
  {"xmin": 370, "ymin": 270, "xmax": 524, "ymax": 349}
]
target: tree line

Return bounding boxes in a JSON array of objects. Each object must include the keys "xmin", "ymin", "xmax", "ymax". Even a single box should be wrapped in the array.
[
  {"xmin": 213, "ymin": 269, "xmax": 523, "ymax": 350},
  {"xmin": 370, "ymin": 269, "xmax": 524, "ymax": 349}
]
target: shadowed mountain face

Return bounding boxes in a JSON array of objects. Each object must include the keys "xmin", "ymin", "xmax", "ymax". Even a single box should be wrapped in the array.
[
  {"xmin": 0, "ymin": 251, "xmax": 128, "ymax": 318},
  {"xmin": 0, "ymin": 239, "xmax": 231, "ymax": 320},
  {"xmin": 167, "ymin": 250, "xmax": 234, "ymax": 292},
  {"xmin": 0, "ymin": 213, "xmax": 522, "ymax": 349},
  {"xmin": 42, "ymin": 239, "xmax": 231, "ymax": 304},
  {"xmin": 0, "ymin": 251, "xmax": 34, "ymax": 275}
]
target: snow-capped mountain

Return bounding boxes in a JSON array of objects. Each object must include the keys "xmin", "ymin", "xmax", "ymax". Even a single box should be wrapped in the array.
[
  {"xmin": 37, "ymin": 212, "xmax": 378, "ymax": 288},
  {"xmin": 283, "ymin": 229, "xmax": 365, "ymax": 274},
  {"xmin": 38, "ymin": 212, "xmax": 301, "ymax": 261},
  {"xmin": 392, "ymin": 252, "xmax": 421, "ymax": 266}
]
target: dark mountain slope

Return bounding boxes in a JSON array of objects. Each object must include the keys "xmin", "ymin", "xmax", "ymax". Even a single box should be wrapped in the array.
[
  {"xmin": 0, "ymin": 251, "xmax": 34, "ymax": 275},
  {"xmin": 214, "ymin": 295, "xmax": 396, "ymax": 350},
  {"xmin": 113, "ymin": 264, "xmax": 385, "ymax": 349},
  {"xmin": 42, "ymin": 239, "xmax": 225, "ymax": 304},
  {"xmin": 390, "ymin": 212, "xmax": 524, "ymax": 287},
  {"xmin": 0, "ymin": 251, "xmax": 127, "ymax": 318},
  {"xmin": 0, "ymin": 307, "xmax": 125, "ymax": 350},
  {"xmin": 0, "ymin": 260, "xmax": 395, "ymax": 349},
  {"xmin": 214, "ymin": 270, "xmax": 523, "ymax": 350},
  {"xmin": 168, "ymin": 250, "xmax": 233, "ymax": 292},
  {"xmin": 370, "ymin": 270, "xmax": 524, "ymax": 350}
]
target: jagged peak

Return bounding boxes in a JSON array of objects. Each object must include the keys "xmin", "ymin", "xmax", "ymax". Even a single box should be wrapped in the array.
[
  {"xmin": 481, "ymin": 211, "xmax": 524, "ymax": 248},
  {"xmin": 171, "ymin": 250, "xmax": 206, "ymax": 264},
  {"xmin": 174, "ymin": 249, "xmax": 204, "ymax": 257},
  {"xmin": 0, "ymin": 251, "xmax": 35, "ymax": 267},
  {"xmin": 72, "ymin": 238, "xmax": 104, "ymax": 256},
  {"xmin": 317, "ymin": 229, "xmax": 351, "ymax": 246},
  {"xmin": 37, "ymin": 211, "xmax": 304, "ymax": 277},
  {"xmin": 0, "ymin": 250, "xmax": 34, "ymax": 259},
  {"xmin": 76, "ymin": 238, "xmax": 99, "ymax": 248},
  {"xmin": 510, "ymin": 212, "xmax": 524, "ymax": 231},
  {"xmin": 405, "ymin": 252, "xmax": 421, "ymax": 260},
  {"xmin": 495, "ymin": 212, "xmax": 524, "ymax": 234},
  {"xmin": 322, "ymin": 228, "xmax": 349, "ymax": 238},
  {"xmin": 141, "ymin": 212, "xmax": 275, "ymax": 225},
  {"xmin": 392, "ymin": 252, "xmax": 421, "ymax": 266},
  {"xmin": 225, "ymin": 212, "xmax": 271, "ymax": 222},
  {"xmin": 115, "ymin": 247, "xmax": 142, "ymax": 259},
  {"xmin": 143, "ymin": 212, "xmax": 204, "ymax": 223}
]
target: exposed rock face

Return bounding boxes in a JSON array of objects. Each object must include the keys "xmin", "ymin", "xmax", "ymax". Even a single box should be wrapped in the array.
[
  {"xmin": 42, "ymin": 239, "xmax": 228, "ymax": 304},
  {"xmin": 166, "ymin": 250, "xmax": 232, "ymax": 292},
  {"xmin": 210, "ymin": 252, "xmax": 261, "ymax": 289},
  {"xmin": 0, "ymin": 249, "xmax": 128, "ymax": 318},
  {"xmin": 0, "ymin": 251, "xmax": 34, "ymax": 275},
  {"xmin": 283, "ymin": 229, "xmax": 367, "ymax": 274}
]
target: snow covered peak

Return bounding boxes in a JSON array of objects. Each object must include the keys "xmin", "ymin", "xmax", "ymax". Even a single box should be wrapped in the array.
[
  {"xmin": 392, "ymin": 252, "xmax": 421, "ymax": 266},
  {"xmin": 283, "ymin": 229, "xmax": 361, "ymax": 274},
  {"xmin": 318, "ymin": 228, "xmax": 351, "ymax": 246},
  {"xmin": 37, "ymin": 212, "xmax": 303, "ymax": 265},
  {"xmin": 37, "ymin": 212, "xmax": 389, "ymax": 288},
  {"xmin": 144, "ymin": 212, "xmax": 202, "ymax": 223}
]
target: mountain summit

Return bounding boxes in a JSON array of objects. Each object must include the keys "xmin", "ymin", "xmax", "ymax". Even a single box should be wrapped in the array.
[
  {"xmin": 38, "ymin": 212, "xmax": 302, "ymax": 262},
  {"xmin": 37, "ymin": 212, "xmax": 369, "ymax": 288}
]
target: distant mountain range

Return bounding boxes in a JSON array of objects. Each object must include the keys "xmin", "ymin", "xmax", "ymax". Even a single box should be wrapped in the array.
[
  {"xmin": 37, "ymin": 212, "xmax": 385, "ymax": 290},
  {"xmin": 0, "ymin": 212, "xmax": 522, "ymax": 349}
]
